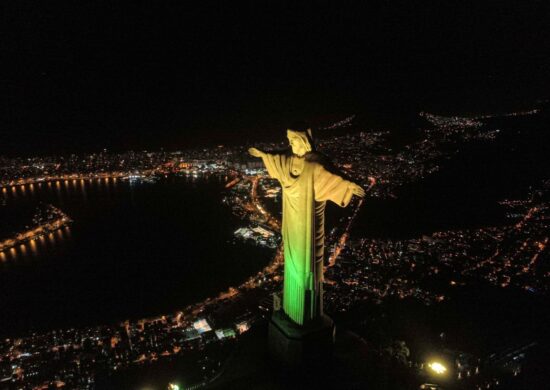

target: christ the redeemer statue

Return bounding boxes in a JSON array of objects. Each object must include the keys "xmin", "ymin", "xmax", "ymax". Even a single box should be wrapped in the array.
[{"xmin": 249, "ymin": 128, "xmax": 365, "ymax": 328}]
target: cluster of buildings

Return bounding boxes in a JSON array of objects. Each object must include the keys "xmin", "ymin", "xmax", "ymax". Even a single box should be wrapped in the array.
[
  {"xmin": 224, "ymin": 175, "xmax": 281, "ymax": 249},
  {"xmin": 318, "ymin": 111, "xmax": 514, "ymax": 200},
  {"xmin": 324, "ymin": 180, "xmax": 549, "ymax": 313},
  {"xmin": 233, "ymin": 226, "xmax": 278, "ymax": 249},
  {"xmin": 0, "ymin": 311, "xmax": 256, "ymax": 389}
]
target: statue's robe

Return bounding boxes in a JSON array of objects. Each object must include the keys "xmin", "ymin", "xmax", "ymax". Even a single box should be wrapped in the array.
[{"xmin": 261, "ymin": 152, "xmax": 356, "ymax": 325}]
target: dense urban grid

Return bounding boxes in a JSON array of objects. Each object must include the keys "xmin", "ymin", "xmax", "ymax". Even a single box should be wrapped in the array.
[{"xmin": 0, "ymin": 108, "xmax": 547, "ymax": 389}]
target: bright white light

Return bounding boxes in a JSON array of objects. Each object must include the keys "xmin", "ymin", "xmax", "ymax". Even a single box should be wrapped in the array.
[{"xmin": 428, "ymin": 361, "xmax": 447, "ymax": 375}]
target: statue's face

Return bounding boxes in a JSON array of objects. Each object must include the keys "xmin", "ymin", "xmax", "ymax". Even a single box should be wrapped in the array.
[{"xmin": 287, "ymin": 133, "xmax": 308, "ymax": 157}]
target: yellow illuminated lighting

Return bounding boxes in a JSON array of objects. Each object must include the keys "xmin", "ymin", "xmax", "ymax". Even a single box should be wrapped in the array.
[
  {"xmin": 428, "ymin": 361, "xmax": 447, "ymax": 375},
  {"xmin": 248, "ymin": 131, "xmax": 365, "ymax": 325},
  {"xmin": 168, "ymin": 384, "xmax": 180, "ymax": 390},
  {"xmin": 30, "ymin": 239, "xmax": 37, "ymax": 255}
]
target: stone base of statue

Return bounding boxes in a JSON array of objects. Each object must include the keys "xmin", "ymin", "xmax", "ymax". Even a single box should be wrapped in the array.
[{"xmin": 268, "ymin": 309, "xmax": 335, "ymax": 367}]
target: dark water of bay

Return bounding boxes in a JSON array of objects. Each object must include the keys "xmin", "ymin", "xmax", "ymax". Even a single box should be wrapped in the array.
[
  {"xmin": 0, "ymin": 176, "xmax": 272, "ymax": 337},
  {"xmin": 355, "ymin": 111, "xmax": 550, "ymax": 238}
]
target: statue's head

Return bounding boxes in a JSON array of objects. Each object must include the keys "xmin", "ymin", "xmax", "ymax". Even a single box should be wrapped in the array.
[{"xmin": 287, "ymin": 127, "xmax": 313, "ymax": 157}]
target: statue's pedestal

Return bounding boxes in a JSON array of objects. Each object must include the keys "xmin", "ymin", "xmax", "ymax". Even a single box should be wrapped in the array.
[{"xmin": 268, "ymin": 310, "xmax": 335, "ymax": 367}]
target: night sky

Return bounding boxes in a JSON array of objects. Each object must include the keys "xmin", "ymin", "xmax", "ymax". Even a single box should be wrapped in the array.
[{"xmin": 2, "ymin": 2, "xmax": 549, "ymax": 156}]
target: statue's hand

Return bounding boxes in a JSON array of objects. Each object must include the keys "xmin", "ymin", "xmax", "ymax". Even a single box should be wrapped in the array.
[
  {"xmin": 350, "ymin": 183, "xmax": 366, "ymax": 198},
  {"xmin": 248, "ymin": 147, "xmax": 263, "ymax": 158}
]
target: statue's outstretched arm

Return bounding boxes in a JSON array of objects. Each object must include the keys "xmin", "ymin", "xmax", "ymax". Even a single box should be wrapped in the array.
[
  {"xmin": 248, "ymin": 148, "xmax": 285, "ymax": 181},
  {"xmin": 349, "ymin": 182, "xmax": 365, "ymax": 198},
  {"xmin": 315, "ymin": 164, "xmax": 366, "ymax": 207},
  {"xmin": 248, "ymin": 147, "xmax": 264, "ymax": 158}
]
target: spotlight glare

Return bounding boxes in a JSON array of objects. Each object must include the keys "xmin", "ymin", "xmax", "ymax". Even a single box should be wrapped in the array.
[{"xmin": 428, "ymin": 361, "xmax": 447, "ymax": 375}]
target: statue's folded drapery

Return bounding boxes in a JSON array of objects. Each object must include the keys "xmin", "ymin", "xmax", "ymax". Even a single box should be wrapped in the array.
[{"xmin": 261, "ymin": 152, "xmax": 355, "ymax": 325}]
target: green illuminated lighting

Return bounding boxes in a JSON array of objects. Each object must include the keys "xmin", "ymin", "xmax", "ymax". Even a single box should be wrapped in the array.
[{"xmin": 250, "ymin": 130, "xmax": 364, "ymax": 325}]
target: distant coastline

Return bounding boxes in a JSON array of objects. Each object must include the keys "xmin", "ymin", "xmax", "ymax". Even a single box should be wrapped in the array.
[{"xmin": 0, "ymin": 204, "xmax": 72, "ymax": 254}]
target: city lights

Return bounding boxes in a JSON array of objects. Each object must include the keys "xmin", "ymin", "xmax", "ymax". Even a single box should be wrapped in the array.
[
  {"xmin": 0, "ymin": 205, "xmax": 72, "ymax": 254},
  {"xmin": 0, "ymin": 106, "xmax": 546, "ymax": 388}
]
